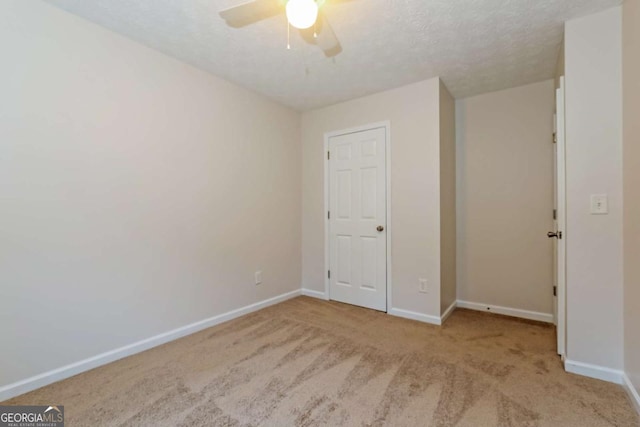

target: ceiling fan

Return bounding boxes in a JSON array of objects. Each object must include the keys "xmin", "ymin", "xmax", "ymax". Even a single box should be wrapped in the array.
[{"xmin": 219, "ymin": 0, "xmax": 350, "ymax": 57}]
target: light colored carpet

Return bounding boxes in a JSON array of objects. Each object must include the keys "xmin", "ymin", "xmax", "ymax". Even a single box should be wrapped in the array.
[{"xmin": 4, "ymin": 296, "xmax": 639, "ymax": 426}]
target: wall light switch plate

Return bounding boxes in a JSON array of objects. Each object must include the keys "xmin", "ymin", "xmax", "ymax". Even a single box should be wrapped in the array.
[
  {"xmin": 255, "ymin": 271, "xmax": 262, "ymax": 285},
  {"xmin": 419, "ymin": 278, "xmax": 428, "ymax": 294},
  {"xmin": 590, "ymin": 194, "xmax": 608, "ymax": 215}
]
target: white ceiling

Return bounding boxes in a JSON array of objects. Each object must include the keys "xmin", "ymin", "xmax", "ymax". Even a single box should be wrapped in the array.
[{"xmin": 45, "ymin": 0, "xmax": 621, "ymax": 111}]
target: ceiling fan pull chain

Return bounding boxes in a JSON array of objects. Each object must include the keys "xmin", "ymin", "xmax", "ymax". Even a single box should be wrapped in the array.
[
  {"xmin": 314, "ymin": 21, "xmax": 317, "ymax": 39},
  {"xmin": 287, "ymin": 20, "xmax": 291, "ymax": 50}
]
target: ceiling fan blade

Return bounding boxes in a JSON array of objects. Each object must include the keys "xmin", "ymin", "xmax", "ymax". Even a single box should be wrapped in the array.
[
  {"xmin": 321, "ymin": 0, "xmax": 357, "ymax": 5},
  {"xmin": 316, "ymin": 0, "xmax": 357, "ymax": 7},
  {"xmin": 299, "ymin": 12, "xmax": 342, "ymax": 57},
  {"xmin": 317, "ymin": 16, "xmax": 341, "ymax": 57},
  {"xmin": 219, "ymin": 0, "xmax": 283, "ymax": 28}
]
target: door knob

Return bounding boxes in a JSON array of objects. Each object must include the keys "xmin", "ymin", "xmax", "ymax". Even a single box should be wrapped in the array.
[
  {"xmin": 547, "ymin": 231, "xmax": 562, "ymax": 239},
  {"xmin": 377, "ymin": 225, "xmax": 384, "ymax": 232}
]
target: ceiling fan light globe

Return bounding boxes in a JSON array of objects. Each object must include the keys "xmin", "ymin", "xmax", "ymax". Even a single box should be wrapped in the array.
[{"xmin": 286, "ymin": 0, "xmax": 318, "ymax": 29}]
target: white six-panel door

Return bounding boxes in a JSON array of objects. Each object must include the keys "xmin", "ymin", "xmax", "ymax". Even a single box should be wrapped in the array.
[{"xmin": 328, "ymin": 127, "xmax": 387, "ymax": 311}]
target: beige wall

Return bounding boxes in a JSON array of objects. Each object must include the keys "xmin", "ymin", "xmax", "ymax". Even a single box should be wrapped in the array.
[
  {"xmin": 456, "ymin": 80, "xmax": 555, "ymax": 315},
  {"xmin": 623, "ymin": 0, "xmax": 640, "ymax": 396},
  {"xmin": 0, "ymin": 1, "xmax": 301, "ymax": 388},
  {"xmin": 564, "ymin": 6, "xmax": 623, "ymax": 369},
  {"xmin": 439, "ymin": 82, "xmax": 457, "ymax": 313},
  {"xmin": 301, "ymin": 78, "xmax": 445, "ymax": 318}
]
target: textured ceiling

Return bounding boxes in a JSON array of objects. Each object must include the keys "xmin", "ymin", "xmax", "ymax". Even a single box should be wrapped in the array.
[{"xmin": 45, "ymin": 0, "xmax": 622, "ymax": 111}]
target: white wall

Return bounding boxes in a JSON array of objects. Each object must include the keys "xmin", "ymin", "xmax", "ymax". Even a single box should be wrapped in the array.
[
  {"xmin": 456, "ymin": 80, "xmax": 555, "ymax": 316},
  {"xmin": 301, "ymin": 78, "xmax": 444, "ymax": 318},
  {"xmin": 564, "ymin": 6, "xmax": 624, "ymax": 370},
  {"xmin": 623, "ymin": 0, "xmax": 640, "ymax": 397},
  {"xmin": 0, "ymin": 1, "xmax": 301, "ymax": 388},
  {"xmin": 555, "ymin": 43, "xmax": 565, "ymax": 90},
  {"xmin": 439, "ymin": 82, "xmax": 457, "ymax": 314}
]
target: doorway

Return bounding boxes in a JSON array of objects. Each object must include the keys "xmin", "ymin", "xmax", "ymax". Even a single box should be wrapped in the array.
[{"xmin": 324, "ymin": 123, "xmax": 390, "ymax": 312}]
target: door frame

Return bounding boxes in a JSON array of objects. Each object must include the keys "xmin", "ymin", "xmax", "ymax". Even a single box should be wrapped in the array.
[
  {"xmin": 323, "ymin": 121, "xmax": 392, "ymax": 311},
  {"xmin": 555, "ymin": 77, "xmax": 567, "ymax": 359}
]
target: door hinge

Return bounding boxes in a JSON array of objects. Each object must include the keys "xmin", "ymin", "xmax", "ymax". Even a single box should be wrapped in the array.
[
  {"xmin": 553, "ymin": 133, "xmax": 557, "ymax": 144},
  {"xmin": 328, "ymin": 211, "xmax": 330, "ymax": 219},
  {"xmin": 327, "ymin": 151, "xmax": 330, "ymax": 160},
  {"xmin": 328, "ymin": 270, "xmax": 331, "ymax": 279},
  {"xmin": 553, "ymin": 286, "xmax": 557, "ymax": 297},
  {"xmin": 553, "ymin": 209, "xmax": 557, "ymax": 220}
]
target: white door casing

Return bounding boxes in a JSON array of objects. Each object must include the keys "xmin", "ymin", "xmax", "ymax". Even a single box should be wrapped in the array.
[
  {"xmin": 553, "ymin": 111, "xmax": 558, "ymax": 327},
  {"xmin": 326, "ymin": 125, "xmax": 388, "ymax": 311},
  {"xmin": 554, "ymin": 77, "xmax": 567, "ymax": 358}
]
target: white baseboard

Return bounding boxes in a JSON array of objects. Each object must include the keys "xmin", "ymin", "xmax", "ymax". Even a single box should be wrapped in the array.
[
  {"xmin": 622, "ymin": 372, "xmax": 640, "ymax": 415},
  {"xmin": 388, "ymin": 308, "xmax": 441, "ymax": 326},
  {"xmin": 441, "ymin": 301, "xmax": 457, "ymax": 324},
  {"xmin": 301, "ymin": 288, "xmax": 327, "ymax": 300},
  {"xmin": 564, "ymin": 359, "xmax": 624, "ymax": 384},
  {"xmin": 456, "ymin": 300, "xmax": 554, "ymax": 323},
  {"xmin": 0, "ymin": 289, "xmax": 302, "ymax": 402}
]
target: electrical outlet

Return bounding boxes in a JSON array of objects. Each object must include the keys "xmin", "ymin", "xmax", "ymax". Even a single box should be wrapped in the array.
[
  {"xmin": 419, "ymin": 278, "xmax": 428, "ymax": 294},
  {"xmin": 255, "ymin": 271, "xmax": 262, "ymax": 285}
]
